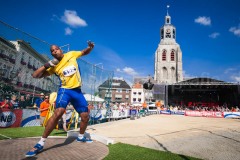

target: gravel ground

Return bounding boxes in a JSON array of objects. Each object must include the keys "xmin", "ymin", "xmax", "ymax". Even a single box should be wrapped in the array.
[{"xmin": 87, "ymin": 114, "xmax": 240, "ymax": 160}]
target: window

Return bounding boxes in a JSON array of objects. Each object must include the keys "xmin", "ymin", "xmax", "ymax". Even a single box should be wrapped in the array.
[
  {"xmin": 161, "ymin": 29, "xmax": 164, "ymax": 39},
  {"xmin": 115, "ymin": 98, "xmax": 122, "ymax": 101},
  {"xmin": 112, "ymin": 83, "xmax": 120, "ymax": 86},
  {"xmin": 171, "ymin": 50, "xmax": 175, "ymax": 61},
  {"xmin": 173, "ymin": 29, "xmax": 175, "ymax": 39},
  {"xmin": 138, "ymin": 98, "xmax": 141, "ymax": 102},
  {"xmin": 116, "ymin": 89, "xmax": 122, "ymax": 93},
  {"xmin": 126, "ymin": 89, "xmax": 130, "ymax": 93},
  {"xmin": 138, "ymin": 92, "xmax": 141, "ymax": 95},
  {"xmin": 163, "ymin": 67, "xmax": 168, "ymax": 79},
  {"xmin": 133, "ymin": 98, "xmax": 136, "ymax": 102},
  {"xmin": 133, "ymin": 92, "xmax": 136, "ymax": 95},
  {"xmin": 162, "ymin": 50, "xmax": 166, "ymax": 61}
]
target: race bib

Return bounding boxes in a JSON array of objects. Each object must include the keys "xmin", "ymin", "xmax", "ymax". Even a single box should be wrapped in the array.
[{"xmin": 63, "ymin": 65, "xmax": 77, "ymax": 77}]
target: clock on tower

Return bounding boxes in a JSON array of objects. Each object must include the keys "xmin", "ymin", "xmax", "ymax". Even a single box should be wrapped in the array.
[{"xmin": 165, "ymin": 28, "xmax": 171, "ymax": 38}]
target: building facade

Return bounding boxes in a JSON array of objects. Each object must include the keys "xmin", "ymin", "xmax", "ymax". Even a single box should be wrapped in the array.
[
  {"xmin": 0, "ymin": 37, "xmax": 59, "ymax": 95},
  {"xmin": 131, "ymin": 82, "xmax": 145, "ymax": 104},
  {"xmin": 98, "ymin": 78, "xmax": 131, "ymax": 103},
  {"xmin": 154, "ymin": 12, "xmax": 183, "ymax": 84}
]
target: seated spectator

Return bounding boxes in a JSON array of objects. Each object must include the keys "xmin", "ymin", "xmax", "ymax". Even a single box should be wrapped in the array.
[
  {"xmin": 231, "ymin": 107, "xmax": 236, "ymax": 112},
  {"xmin": 18, "ymin": 95, "xmax": 27, "ymax": 109},
  {"xmin": 34, "ymin": 93, "xmax": 45, "ymax": 108},
  {"xmin": 0, "ymin": 96, "xmax": 13, "ymax": 109},
  {"xmin": 11, "ymin": 95, "xmax": 19, "ymax": 109},
  {"xmin": 25, "ymin": 94, "xmax": 33, "ymax": 108}
]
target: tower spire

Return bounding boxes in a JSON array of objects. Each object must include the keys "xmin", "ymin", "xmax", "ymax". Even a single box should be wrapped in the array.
[{"xmin": 167, "ymin": 5, "xmax": 170, "ymax": 16}]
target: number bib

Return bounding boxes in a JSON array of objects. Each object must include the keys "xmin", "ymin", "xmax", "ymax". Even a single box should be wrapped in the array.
[{"xmin": 62, "ymin": 65, "xmax": 77, "ymax": 77}]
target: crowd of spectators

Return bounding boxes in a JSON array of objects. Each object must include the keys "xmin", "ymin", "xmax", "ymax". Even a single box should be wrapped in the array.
[{"xmin": 0, "ymin": 94, "xmax": 33, "ymax": 109}]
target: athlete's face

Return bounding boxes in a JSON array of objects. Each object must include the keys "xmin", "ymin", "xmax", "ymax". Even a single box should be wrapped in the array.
[{"xmin": 50, "ymin": 45, "xmax": 63, "ymax": 60}]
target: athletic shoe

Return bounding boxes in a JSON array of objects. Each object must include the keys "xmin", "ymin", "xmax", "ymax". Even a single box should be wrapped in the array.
[
  {"xmin": 76, "ymin": 137, "xmax": 93, "ymax": 143},
  {"xmin": 25, "ymin": 143, "xmax": 44, "ymax": 157}
]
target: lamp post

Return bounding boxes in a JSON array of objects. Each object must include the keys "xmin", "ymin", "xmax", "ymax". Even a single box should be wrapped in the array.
[{"xmin": 59, "ymin": 44, "xmax": 70, "ymax": 53}]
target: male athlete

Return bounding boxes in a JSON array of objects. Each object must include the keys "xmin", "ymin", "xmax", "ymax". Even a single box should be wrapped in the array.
[{"xmin": 25, "ymin": 41, "xmax": 94, "ymax": 157}]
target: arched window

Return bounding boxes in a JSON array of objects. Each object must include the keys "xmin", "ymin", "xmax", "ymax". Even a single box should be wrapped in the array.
[
  {"xmin": 162, "ymin": 50, "xmax": 166, "ymax": 61},
  {"xmin": 162, "ymin": 67, "xmax": 168, "ymax": 79},
  {"xmin": 171, "ymin": 67, "xmax": 175, "ymax": 79},
  {"xmin": 161, "ymin": 28, "xmax": 164, "ymax": 39},
  {"xmin": 171, "ymin": 50, "xmax": 175, "ymax": 61}
]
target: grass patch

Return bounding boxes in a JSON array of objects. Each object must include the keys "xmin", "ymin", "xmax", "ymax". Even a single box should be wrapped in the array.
[
  {"xmin": 0, "ymin": 126, "xmax": 67, "ymax": 140},
  {"xmin": 104, "ymin": 143, "xmax": 201, "ymax": 160}
]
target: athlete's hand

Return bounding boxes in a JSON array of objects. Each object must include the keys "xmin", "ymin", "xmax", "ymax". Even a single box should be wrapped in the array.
[
  {"xmin": 44, "ymin": 58, "xmax": 59, "ymax": 69},
  {"xmin": 87, "ymin": 40, "xmax": 94, "ymax": 49}
]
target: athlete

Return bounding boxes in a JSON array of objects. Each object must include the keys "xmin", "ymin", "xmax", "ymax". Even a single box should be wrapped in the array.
[{"xmin": 25, "ymin": 41, "xmax": 94, "ymax": 157}]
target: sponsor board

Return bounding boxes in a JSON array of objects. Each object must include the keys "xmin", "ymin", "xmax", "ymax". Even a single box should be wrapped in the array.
[
  {"xmin": 0, "ymin": 109, "xmax": 23, "ymax": 128},
  {"xmin": 185, "ymin": 111, "xmax": 223, "ymax": 118},
  {"xmin": 223, "ymin": 112, "xmax": 240, "ymax": 118},
  {"xmin": 170, "ymin": 110, "xmax": 185, "ymax": 115},
  {"xmin": 160, "ymin": 110, "xmax": 171, "ymax": 115}
]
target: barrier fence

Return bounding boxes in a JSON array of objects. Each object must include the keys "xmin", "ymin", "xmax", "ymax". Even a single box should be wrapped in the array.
[{"xmin": 1, "ymin": 107, "xmax": 239, "ymax": 129}]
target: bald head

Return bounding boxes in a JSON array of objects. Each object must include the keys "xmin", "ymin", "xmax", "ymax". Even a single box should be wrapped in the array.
[{"xmin": 50, "ymin": 45, "xmax": 64, "ymax": 60}]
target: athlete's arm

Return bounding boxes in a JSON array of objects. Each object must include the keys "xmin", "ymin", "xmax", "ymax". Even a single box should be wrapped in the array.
[
  {"xmin": 32, "ymin": 66, "xmax": 50, "ymax": 78},
  {"xmin": 81, "ymin": 41, "xmax": 95, "ymax": 56},
  {"xmin": 32, "ymin": 59, "xmax": 59, "ymax": 78}
]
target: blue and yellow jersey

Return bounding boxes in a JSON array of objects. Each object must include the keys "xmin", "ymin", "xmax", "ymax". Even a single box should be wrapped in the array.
[{"xmin": 47, "ymin": 51, "xmax": 83, "ymax": 89}]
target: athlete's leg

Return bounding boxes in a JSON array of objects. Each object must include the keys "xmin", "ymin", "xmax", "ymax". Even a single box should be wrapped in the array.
[
  {"xmin": 70, "ymin": 88, "xmax": 92, "ymax": 142},
  {"xmin": 42, "ymin": 108, "xmax": 65, "ymax": 138},
  {"xmin": 79, "ymin": 112, "xmax": 89, "ymax": 134}
]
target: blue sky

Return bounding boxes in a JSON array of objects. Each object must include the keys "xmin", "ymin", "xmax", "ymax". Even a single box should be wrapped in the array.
[{"xmin": 0, "ymin": 0, "xmax": 240, "ymax": 84}]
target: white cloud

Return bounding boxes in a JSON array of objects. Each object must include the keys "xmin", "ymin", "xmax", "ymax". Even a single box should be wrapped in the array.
[
  {"xmin": 194, "ymin": 16, "xmax": 211, "ymax": 26},
  {"xmin": 224, "ymin": 68, "xmax": 236, "ymax": 74},
  {"xmin": 65, "ymin": 27, "xmax": 73, "ymax": 35},
  {"xmin": 61, "ymin": 10, "xmax": 87, "ymax": 28},
  {"xmin": 209, "ymin": 32, "xmax": 220, "ymax": 38},
  {"xmin": 116, "ymin": 67, "xmax": 138, "ymax": 76},
  {"xmin": 229, "ymin": 26, "xmax": 240, "ymax": 37},
  {"xmin": 116, "ymin": 68, "xmax": 121, "ymax": 72},
  {"xmin": 123, "ymin": 67, "xmax": 138, "ymax": 76},
  {"xmin": 230, "ymin": 75, "xmax": 240, "ymax": 82}
]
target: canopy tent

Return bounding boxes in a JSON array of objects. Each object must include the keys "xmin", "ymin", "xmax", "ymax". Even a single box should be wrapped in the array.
[{"xmin": 84, "ymin": 94, "xmax": 104, "ymax": 102}]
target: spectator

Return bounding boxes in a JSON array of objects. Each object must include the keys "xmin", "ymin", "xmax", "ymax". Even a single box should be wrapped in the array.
[
  {"xmin": 0, "ymin": 96, "xmax": 13, "ymax": 109},
  {"xmin": 34, "ymin": 93, "xmax": 44, "ymax": 108},
  {"xmin": 39, "ymin": 95, "xmax": 50, "ymax": 126},
  {"xmin": 25, "ymin": 94, "xmax": 33, "ymax": 107},
  {"xmin": 156, "ymin": 100, "xmax": 161, "ymax": 114},
  {"xmin": 10, "ymin": 95, "xmax": 19, "ymax": 109},
  {"xmin": 18, "ymin": 95, "xmax": 27, "ymax": 109},
  {"xmin": 142, "ymin": 101, "xmax": 147, "ymax": 110}
]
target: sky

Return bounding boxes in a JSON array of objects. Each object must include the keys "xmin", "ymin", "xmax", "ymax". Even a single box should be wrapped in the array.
[{"xmin": 0, "ymin": 0, "xmax": 240, "ymax": 84}]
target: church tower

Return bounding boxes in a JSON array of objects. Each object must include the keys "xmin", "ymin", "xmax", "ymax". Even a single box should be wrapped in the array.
[{"xmin": 154, "ymin": 7, "xmax": 183, "ymax": 84}]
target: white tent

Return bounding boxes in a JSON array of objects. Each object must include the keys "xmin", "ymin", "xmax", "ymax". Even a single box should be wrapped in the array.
[{"xmin": 84, "ymin": 94, "xmax": 104, "ymax": 102}]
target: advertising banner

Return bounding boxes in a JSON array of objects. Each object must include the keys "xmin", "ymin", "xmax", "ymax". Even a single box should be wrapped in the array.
[
  {"xmin": 223, "ymin": 112, "xmax": 240, "ymax": 118},
  {"xmin": 185, "ymin": 111, "xmax": 223, "ymax": 118},
  {"xmin": 160, "ymin": 110, "xmax": 171, "ymax": 115},
  {"xmin": 0, "ymin": 109, "xmax": 23, "ymax": 128},
  {"xmin": 170, "ymin": 110, "xmax": 185, "ymax": 115},
  {"xmin": 21, "ymin": 109, "xmax": 40, "ymax": 127}
]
